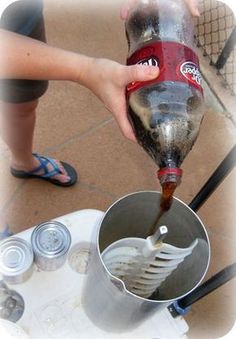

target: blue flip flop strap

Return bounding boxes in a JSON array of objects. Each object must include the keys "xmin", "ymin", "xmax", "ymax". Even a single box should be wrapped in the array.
[
  {"xmin": 29, "ymin": 153, "xmax": 61, "ymax": 178},
  {"xmin": 0, "ymin": 225, "xmax": 13, "ymax": 240}
]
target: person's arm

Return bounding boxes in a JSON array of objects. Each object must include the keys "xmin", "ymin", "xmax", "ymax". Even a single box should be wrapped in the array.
[
  {"xmin": 0, "ymin": 29, "xmax": 91, "ymax": 81},
  {"xmin": 0, "ymin": 29, "xmax": 159, "ymax": 141}
]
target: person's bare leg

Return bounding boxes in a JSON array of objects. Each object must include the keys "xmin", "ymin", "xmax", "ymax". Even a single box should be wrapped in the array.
[{"xmin": 0, "ymin": 99, "xmax": 70, "ymax": 183}]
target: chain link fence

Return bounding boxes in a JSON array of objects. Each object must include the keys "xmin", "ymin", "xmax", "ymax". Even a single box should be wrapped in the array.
[{"xmin": 195, "ymin": 0, "xmax": 236, "ymax": 95}]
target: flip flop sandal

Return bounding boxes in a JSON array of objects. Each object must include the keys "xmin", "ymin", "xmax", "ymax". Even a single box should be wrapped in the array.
[
  {"xmin": 10, "ymin": 153, "xmax": 78, "ymax": 187},
  {"xmin": 0, "ymin": 225, "xmax": 13, "ymax": 240}
]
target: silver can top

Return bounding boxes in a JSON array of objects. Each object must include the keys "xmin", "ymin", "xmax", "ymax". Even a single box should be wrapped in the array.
[
  {"xmin": 0, "ymin": 237, "xmax": 33, "ymax": 276},
  {"xmin": 31, "ymin": 221, "xmax": 71, "ymax": 258}
]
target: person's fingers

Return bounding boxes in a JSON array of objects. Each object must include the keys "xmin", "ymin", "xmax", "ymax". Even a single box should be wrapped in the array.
[
  {"xmin": 110, "ymin": 64, "xmax": 159, "ymax": 141},
  {"xmin": 123, "ymin": 64, "xmax": 159, "ymax": 86},
  {"xmin": 120, "ymin": 0, "xmax": 137, "ymax": 20},
  {"xmin": 114, "ymin": 109, "xmax": 137, "ymax": 142},
  {"xmin": 184, "ymin": 0, "xmax": 200, "ymax": 17}
]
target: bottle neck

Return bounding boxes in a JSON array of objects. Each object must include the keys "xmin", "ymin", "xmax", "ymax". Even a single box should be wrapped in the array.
[{"xmin": 157, "ymin": 167, "xmax": 182, "ymax": 211}]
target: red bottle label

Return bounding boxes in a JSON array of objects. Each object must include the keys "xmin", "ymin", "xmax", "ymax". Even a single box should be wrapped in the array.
[{"xmin": 126, "ymin": 41, "xmax": 203, "ymax": 95}]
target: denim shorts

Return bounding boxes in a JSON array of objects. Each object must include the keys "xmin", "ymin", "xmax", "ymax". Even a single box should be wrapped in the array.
[{"xmin": 0, "ymin": 1, "xmax": 48, "ymax": 103}]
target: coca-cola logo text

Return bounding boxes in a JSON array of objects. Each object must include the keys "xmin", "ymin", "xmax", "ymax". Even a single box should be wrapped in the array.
[
  {"xmin": 180, "ymin": 61, "xmax": 202, "ymax": 86},
  {"xmin": 137, "ymin": 56, "xmax": 159, "ymax": 67}
]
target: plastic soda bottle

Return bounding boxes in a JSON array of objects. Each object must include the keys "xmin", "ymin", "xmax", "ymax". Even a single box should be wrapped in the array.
[{"xmin": 126, "ymin": 0, "xmax": 204, "ymax": 210}]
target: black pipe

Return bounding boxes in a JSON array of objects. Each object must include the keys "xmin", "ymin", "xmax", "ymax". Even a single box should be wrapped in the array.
[
  {"xmin": 177, "ymin": 263, "xmax": 236, "ymax": 309},
  {"xmin": 189, "ymin": 145, "xmax": 236, "ymax": 212},
  {"xmin": 168, "ymin": 147, "xmax": 236, "ymax": 317},
  {"xmin": 215, "ymin": 27, "xmax": 236, "ymax": 70}
]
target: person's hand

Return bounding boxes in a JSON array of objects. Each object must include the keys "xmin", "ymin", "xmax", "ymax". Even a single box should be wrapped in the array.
[
  {"xmin": 81, "ymin": 58, "xmax": 159, "ymax": 142},
  {"xmin": 120, "ymin": 0, "xmax": 200, "ymax": 20}
]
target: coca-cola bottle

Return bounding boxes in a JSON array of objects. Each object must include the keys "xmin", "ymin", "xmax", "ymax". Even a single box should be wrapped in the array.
[{"xmin": 126, "ymin": 0, "xmax": 204, "ymax": 211}]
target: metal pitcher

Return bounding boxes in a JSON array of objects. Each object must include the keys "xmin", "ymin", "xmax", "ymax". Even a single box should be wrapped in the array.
[{"xmin": 82, "ymin": 191, "xmax": 210, "ymax": 333}]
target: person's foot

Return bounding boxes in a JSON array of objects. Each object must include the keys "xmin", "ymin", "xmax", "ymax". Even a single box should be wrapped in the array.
[
  {"xmin": 10, "ymin": 153, "xmax": 78, "ymax": 187},
  {"xmin": 0, "ymin": 216, "xmax": 13, "ymax": 241}
]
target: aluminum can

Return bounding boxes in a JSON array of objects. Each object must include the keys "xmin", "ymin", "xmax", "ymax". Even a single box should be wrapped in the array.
[
  {"xmin": 31, "ymin": 221, "xmax": 71, "ymax": 271},
  {"xmin": 0, "ymin": 237, "xmax": 34, "ymax": 284}
]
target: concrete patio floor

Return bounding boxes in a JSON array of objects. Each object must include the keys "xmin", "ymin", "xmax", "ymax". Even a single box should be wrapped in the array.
[{"xmin": 0, "ymin": 1, "xmax": 236, "ymax": 338}]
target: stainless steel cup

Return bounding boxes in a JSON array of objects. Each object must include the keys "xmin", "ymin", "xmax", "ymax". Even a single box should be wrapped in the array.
[
  {"xmin": 31, "ymin": 221, "xmax": 71, "ymax": 271},
  {"xmin": 82, "ymin": 191, "xmax": 210, "ymax": 333}
]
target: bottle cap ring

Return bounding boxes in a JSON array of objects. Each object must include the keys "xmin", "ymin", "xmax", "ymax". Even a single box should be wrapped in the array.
[{"xmin": 157, "ymin": 167, "xmax": 183, "ymax": 179}]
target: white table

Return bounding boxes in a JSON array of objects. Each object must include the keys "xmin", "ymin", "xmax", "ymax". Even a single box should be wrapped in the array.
[{"xmin": 1, "ymin": 209, "xmax": 189, "ymax": 339}]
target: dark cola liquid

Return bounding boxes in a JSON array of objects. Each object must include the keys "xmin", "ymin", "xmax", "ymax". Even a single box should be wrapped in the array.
[
  {"xmin": 148, "ymin": 181, "xmax": 178, "ymax": 236},
  {"xmin": 128, "ymin": 103, "xmax": 181, "ymax": 234},
  {"xmin": 126, "ymin": 2, "xmax": 192, "ymax": 51},
  {"xmin": 128, "ymin": 102, "xmax": 191, "ymax": 170},
  {"xmin": 128, "ymin": 81, "xmax": 203, "ymax": 235},
  {"xmin": 127, "ymin": 5, "xmax": 204, "ymax": 235}
]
